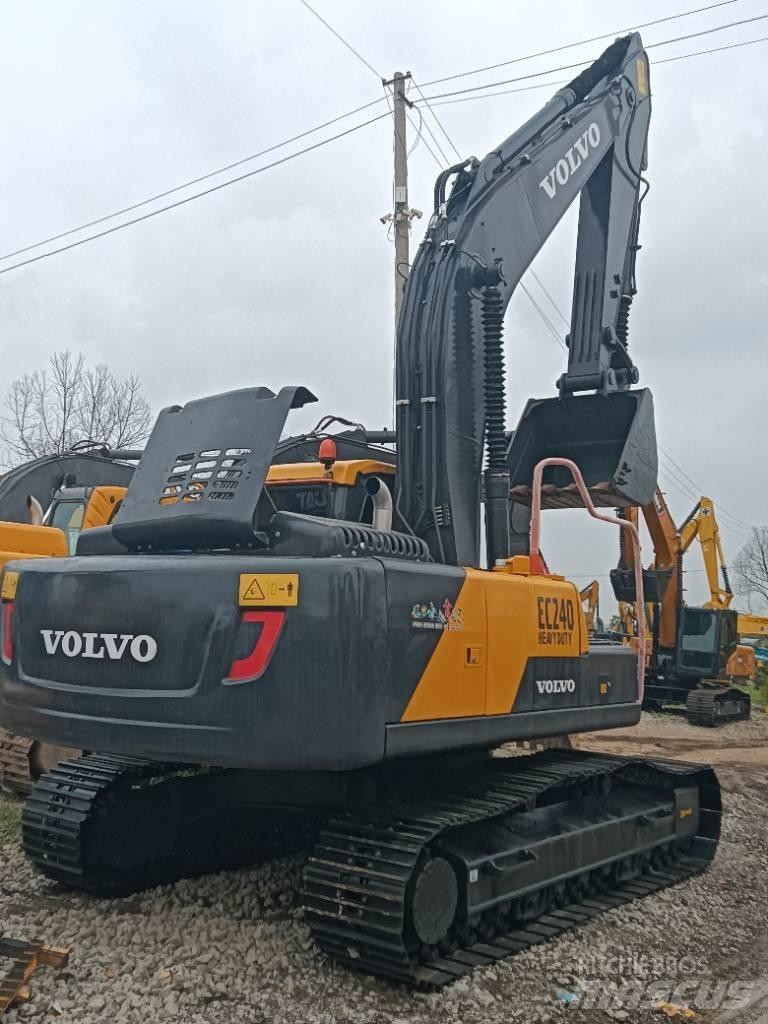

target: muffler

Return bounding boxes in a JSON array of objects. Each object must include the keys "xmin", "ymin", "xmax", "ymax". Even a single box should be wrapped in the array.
[{"xmin": 506, "ymin": 388, "xmax": 657, "ymax": 509}]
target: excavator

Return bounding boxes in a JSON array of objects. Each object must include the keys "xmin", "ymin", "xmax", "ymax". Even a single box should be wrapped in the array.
[
  {"xmin": 0, "ymin": 36, "xmax": 722, "ymax": 988},
  {"xmin": 579, "ymin": 579, "xmax": 603, "ymax": 635},
  {"xmin": 0, "ymin": 450, "xmax": 136, "ymax": 793},
  {"xmin": 612, "ymin": 490, "xmax": 752, "ymax": 724},
  {"xmin": 680, "ymin": 501, "xmax": 768, "ymax": 672}
]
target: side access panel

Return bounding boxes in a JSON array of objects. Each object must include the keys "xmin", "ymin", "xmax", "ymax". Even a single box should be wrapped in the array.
[{"xmin": 386, "ymin": 568, "xmax": 641, "ymax": 758}]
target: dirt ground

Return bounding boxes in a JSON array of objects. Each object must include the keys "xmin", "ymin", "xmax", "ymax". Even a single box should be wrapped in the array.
[{"xmin": 1, "ymin": 711, "xmax": 767, "ymax": 1024}]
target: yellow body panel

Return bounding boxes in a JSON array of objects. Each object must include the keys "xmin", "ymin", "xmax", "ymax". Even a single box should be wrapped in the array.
[
  {"xmin": 737, "ymin": 613, "xmax": 768, "ymax": 640},
  {"xmin": 401, "ymin": 567, "xmax": 586, "ymax": 722},
  {"xmin": 266, "ymin": 460, "xmax": 394, "ymax": 486},
  {"xmin": 81, "ymin": 487, "xmax": 126, "ymax": 530},
  {"xmin": 400, "ymin": 573, "xmax": 487, "ymax": 721},
  {"xmin": 0, "ymin": 523, "xmax": 67, "ymax": 574},
  {"xmin": 483, "ymin": 569, "xmax": 585, "ymax": 716}
]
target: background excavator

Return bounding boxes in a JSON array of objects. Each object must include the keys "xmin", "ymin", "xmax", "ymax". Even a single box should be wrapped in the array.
[
  {"xmin": 579, "ymin": 579, "xmax": 603, "ymax": 635},
  {"xmin": 0, "ymin": 35, "xmax": 723, "ymax": 989},
  {"xmin": 0, "ymin": 449, "xmax": 135, "ymax": 793},
  {"xmin": 612, "ymin": 490, "xmax": 754, "ymax": 724}
]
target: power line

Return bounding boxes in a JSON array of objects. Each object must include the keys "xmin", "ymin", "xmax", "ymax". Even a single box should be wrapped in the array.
[
  {"xmin": 420, "ymin": 0, "xmax": 742, "ymax": 88},
  {"xmin": 658, "ymin": 444, "xmax": 753, "ymax": 530},
  {"xmin": 296, "ymin": 0, "xmax": 381, "ymax": 78},
  {"xmin": 416, "ymin": 13, "xmax": 768, "ymax": 103},
  {"xmin": 519, "ymin": 281, "xmax": 568, "ymax": 351},
  {"xmin": 415, "ymin": 80, "xmax": 570, "ymax": 109},
  {"xmin": 528, "ymin": 268, "xmax": 570, "ymax": 330},
  {"xmin": 406, "ymin": 106, "xmax": 448, "ymax": 169},
  {"xmin": 654, "ymin": 31, "xmax": 768, "ymax": 62},
  {"xmin": 418, "ymin": 31, "xmax": 768, "ymax": 110},
  {"xmin": 6, "ymin": 8, "xmax": 759, "ymax": 268},
  {"xmin": 657, "ymin": 464, "xmax": 750, "ymax": 543},
  {"xmin": 296, "ymin": 0, "xmax": 449, "ymax": 171},
  {"xmin": 409, "ymin": 78, "xmax": 463, "ymax": 162},
  {"xmin": 0, "ymin": 94, "xmax": 387, "ymax": 263},
  {"xmin": 0, "ymin": 111, "xmax": 390, "ymax": 276}
]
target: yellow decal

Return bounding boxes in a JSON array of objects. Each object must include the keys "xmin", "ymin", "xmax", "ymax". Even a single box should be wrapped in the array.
[
  {"xmin": 239, "ymin": 573, "xmax": 298, "ymax": 607},
  {"xmin": 679, "ymin": 807, "xmax": 693, "ymax": 820},
  {"xmin": 636, "ymin": 55, "xmax": 649, "ymax": 96},
  {"xmin": 1, "ymin": 571, "xmax": 19, "ymax": 600}
]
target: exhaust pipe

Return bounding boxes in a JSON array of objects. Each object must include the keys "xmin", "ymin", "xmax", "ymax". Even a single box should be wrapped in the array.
[
  {"xmin": 365, "ymin": 477, "xmax": 393, "ymax": 532},
  {"xmin": 27, "ymin": 495, "xmax": 45, "ymax": 525}
]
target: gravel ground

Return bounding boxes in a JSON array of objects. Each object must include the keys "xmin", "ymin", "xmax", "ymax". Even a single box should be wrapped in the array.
[{"xmin": 2, "ymin": 713, "xmax": 767, "ymax": 1024}]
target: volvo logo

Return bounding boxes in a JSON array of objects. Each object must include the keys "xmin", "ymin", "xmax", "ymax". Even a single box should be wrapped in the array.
[
  {"xmin": 538, "ymin": 123, "xmax": 601, "ymax": 199},
  {"xmin": 40, "ymin": 629, "xmax": 158, "ymax": 663},
  {"xmin": 536, "ymin": 678, "xmax": 576, "ymax": 695}
]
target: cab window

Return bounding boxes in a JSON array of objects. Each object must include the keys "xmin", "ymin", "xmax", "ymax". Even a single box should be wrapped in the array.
[{"xmin": 49, "ymin": 501, "xmax": 86, "ymax": 554}]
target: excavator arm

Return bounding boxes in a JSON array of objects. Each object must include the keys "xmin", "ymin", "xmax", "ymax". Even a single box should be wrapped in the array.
[
  {"xmin": 678, "ymin": 498, "xmax": 733, "ymax": 610},
  {"xmin": 396, "ymin": 33, "xmax": 653, "ymax": 567}
]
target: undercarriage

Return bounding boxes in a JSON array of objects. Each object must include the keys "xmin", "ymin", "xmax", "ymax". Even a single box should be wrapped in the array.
[{"xmin": 23, "ymin": 747, "xmax": 720, "ymax": 988}]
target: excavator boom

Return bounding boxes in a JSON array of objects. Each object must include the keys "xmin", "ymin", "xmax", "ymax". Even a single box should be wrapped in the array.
[{"xmin": 396, "ymin": 34, "xmax": 655, "ymax": 567}]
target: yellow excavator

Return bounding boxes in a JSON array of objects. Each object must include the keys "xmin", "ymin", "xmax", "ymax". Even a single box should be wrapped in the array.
[
  {"xmin": 680, "ymin": 502, "xmax": 768, "ymax": 671},
  {"xmin": 613, "ymin": 490, "xmax": 752, "ymax": 724},
  {"xmin": 579, "ymin": 580, "xmax": 603, "ymax": 635}
]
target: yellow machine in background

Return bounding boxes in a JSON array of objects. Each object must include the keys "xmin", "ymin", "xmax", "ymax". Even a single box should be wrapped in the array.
[
  {"xmin": 614, "ymin": 490, "xmax": 755, "ymax": 723},
  {"xmin": 681, "ymin": 504, "xmax": 768, "ymax": 667},
  {"xmin": 579, "ymin": 579, "xmax": 601, "ymax": 634}
]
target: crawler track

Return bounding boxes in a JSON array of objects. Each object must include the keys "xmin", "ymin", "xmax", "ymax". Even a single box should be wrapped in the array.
[
  {"xmin": 0, "ymin": 732, "xmax": 32, "ymax": 795},
  {"xmin": 687, "ymin": 687, "xmax": 751, "ymax": 727},
  {"xmin": 22, "ymin": 749, "xmax": 721, "ymax": 989},
  {"xmin": 22, "ymin": 754, "xmax": 318, "ymax": 894},
  {"xmin": 303, "ymin": 750, "xmax": 721, "ymax": 987}
]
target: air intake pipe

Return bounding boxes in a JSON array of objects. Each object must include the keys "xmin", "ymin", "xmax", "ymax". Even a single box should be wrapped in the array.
[{"xmin": 365, "ymin": 477, "xmax": 393, "ymax": 532}]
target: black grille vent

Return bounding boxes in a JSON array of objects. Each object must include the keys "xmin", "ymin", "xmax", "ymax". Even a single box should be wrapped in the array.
[
  {"xmin": 339, "ymin": 525, "xmax": 430, "ymax": 560},
  {"xmin": 160, "ymin": 448, "xmax": 251, "ymax": 505},
  {"xmin": 268, "ymin": 511, "xmax": 430, "ymax": 562}
]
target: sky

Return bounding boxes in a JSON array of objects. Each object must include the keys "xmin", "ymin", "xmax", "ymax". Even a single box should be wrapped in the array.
[{"xmin": 1, "ymin": 0, "xmax": 766, "ymax": 614}]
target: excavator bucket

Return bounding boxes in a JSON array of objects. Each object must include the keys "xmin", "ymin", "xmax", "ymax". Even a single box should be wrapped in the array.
[
  {"xmin": 506, "ymin": 389, "xmax": 657, "ymax": 509},
  {"xmin": 610, "ymin": 566, "xmax": 672, "ymax": 604}
]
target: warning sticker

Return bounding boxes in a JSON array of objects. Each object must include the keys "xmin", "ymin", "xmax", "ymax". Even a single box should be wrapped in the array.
[
  {"xmin": 238, "ymin": 573, "xmax": 299, "ymax": 607},
  {"xmin": 1, "ymin": 571, "xmax": 19, "ymax": 600}
]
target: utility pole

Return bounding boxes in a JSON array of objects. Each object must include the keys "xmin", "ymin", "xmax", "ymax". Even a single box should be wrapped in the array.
[
  {"xmin": 392, "ymin": 71, "xmax": 409, "ymax": 329},
  {"xmin": 381, "ymin": 71, "xmax": 421, "ymax": 334}
]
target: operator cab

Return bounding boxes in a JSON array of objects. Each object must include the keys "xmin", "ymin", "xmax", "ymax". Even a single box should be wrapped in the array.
[
  {"xmin": 42, "ymin": 485, "xmax": 126, "ymax": 554},
  {"xmin": 675, "ymin": 606, "xmax": 738, "ymax": 678}
]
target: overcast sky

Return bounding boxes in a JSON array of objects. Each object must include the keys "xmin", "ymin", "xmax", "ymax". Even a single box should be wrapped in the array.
[{"xmin": 1, "ymin": 0, "xmax": 766, "ymax": 613}]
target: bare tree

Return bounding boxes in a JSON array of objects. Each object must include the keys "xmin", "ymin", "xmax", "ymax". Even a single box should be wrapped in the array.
[
  {"xmin": 733, "ymin": 527, "xmax": 768, "ymax": 611},
  {"xmin": 2, "ymin": 351, "xmax": 151, "ymax": 465}
]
